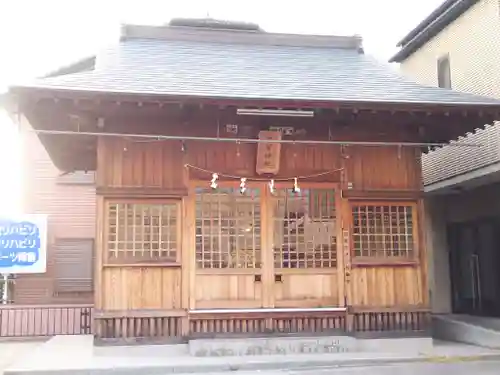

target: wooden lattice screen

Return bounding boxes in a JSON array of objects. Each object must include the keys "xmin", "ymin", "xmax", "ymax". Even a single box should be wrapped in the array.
[
  {"xmin": 272, "ymin": 189, "xmax": 337, "ymax": 268},
  {"xmin": 106, "ymin": 201, "xmax": 180, "ymax": 264},
  {"xmin": 351, "ymin": 202, "xmax": 416, "ymax": 258},
  {"xmin": 195, "ymin": 188, "xmax": 261, "ymax": 269}
]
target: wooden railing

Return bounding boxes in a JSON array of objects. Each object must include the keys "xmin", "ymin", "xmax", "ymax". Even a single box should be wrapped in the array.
[
  {"xmin": 350, "ymin": 307, "xmax": 431, "ymax": 333},
  {"xmin": 94, "ymin": 310, "xmax": 184, "ymax": 341},
  {"xmin": 189, "ymin": 311, "xmax": 346, "ymax": 337},
  {"xmin": 0, "ymin": 305, "xmax": 430, "ymax": 340},
  {"xmin": 0, "ymin": 304, "xmax": 93, "ymax": 337}
]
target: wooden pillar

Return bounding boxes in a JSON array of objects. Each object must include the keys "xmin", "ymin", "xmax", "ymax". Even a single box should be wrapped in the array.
[
  {"xmin": 418, "ymin": 198, "xmax": 430, "ymax": 308},
  {"xmin": 181, "ymin": 185, "xmax": 195, "ymax": 336}
]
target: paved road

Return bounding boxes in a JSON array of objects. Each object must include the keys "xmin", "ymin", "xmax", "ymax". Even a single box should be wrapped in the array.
[{"xmin": 204, "ymin": 361, "xmax": 500, "ymax": 375}]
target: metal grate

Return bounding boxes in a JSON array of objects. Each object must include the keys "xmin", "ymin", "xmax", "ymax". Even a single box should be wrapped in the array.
[
  {"xmin": 195, "ymin": 188, "xmax": 261, "ymax": 269},
  {"xmin": 53, "ymin": 239, "xmax": 94, "ymax": 293},
  {"xmin": 107, "ymin": 202, "xmax": 179, "ymax": 263},
  {"xmin": 351, "ymin": 204, "xmax": 415, "ymax": 258},
  {"xmin": 272, "ymin": 189, "xmax": 337, "ymax": 269}
]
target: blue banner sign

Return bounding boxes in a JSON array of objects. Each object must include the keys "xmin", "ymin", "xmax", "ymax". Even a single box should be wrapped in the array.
[{"xmin": 0, "ymin": 215, "xmax": 47, "ymax": 274}]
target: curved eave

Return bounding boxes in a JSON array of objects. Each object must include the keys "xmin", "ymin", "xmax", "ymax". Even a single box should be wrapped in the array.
[
  {"xmin": 10, "ymin": 85, "xmax": 500, "ymax": 172},
  {"xmin": 10, "ymin": 85, "xmax": 500, "ymax": 114}
]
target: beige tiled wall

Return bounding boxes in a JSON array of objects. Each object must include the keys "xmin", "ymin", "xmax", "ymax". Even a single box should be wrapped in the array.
[
  {"xmin": 398, "ymin": 0, "xmax": 500, "ymax": 314},
  {"xmin": 399, "ymin": 0, "xmax": 500, "ymax": 187},
  {"xmin": 400, "ymin": 0, "xmax": 500, "ymax": 99}
]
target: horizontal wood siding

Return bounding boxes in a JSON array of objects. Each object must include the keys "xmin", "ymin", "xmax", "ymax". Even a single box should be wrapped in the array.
[{"xmin": 15, "ymin": 130, "xmax": 95, "ymax": 305}]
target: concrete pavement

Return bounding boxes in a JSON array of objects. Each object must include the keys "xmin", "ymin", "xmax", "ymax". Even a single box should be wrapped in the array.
[
  {"xmin": 201, "ymin": 361, "xmax": 500, "ymax": 374},
  {"xmin": 3, "ymin": 336, "xmax": 500, "ymax": 375},
  {"xmin": 0, "ymin": 341, "xmax": 43, "ymax": 374}
]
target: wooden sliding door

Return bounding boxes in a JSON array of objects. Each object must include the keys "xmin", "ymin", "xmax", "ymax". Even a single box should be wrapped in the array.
[
  {"xmin": 192, "ymin": 183, "xmax": 342, "ymax": 310},
  {"xmin": 269, "ymin": 186, "xmax": 342, "ymax": 307},
  {"xmin": 193, "ymin": 185, "xmax": 268, "ymax": 308}
]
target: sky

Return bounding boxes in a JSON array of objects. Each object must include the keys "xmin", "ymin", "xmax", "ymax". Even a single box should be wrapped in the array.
[{"xmin": 0, "ymin": 0, "xmax": 444, "ymax": 213}]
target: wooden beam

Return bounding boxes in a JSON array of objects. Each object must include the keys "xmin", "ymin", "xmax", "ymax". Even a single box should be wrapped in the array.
[
  {"xmin": 342, "ymin": 189, "xmax": 423, "ymax": 200},
  {"xmin": 350, "ymin": 305, "xmax": 430, "ymax": 313},
  {"xmin": 94, "ymin": 309, "xmax": 187, "ymax": 318},
  {"xmin": 96, "ymin": 187, "xmax": 188, "ymax": 197},
  {"xmin": 16, "ymin": 87, "xmax": 500, "ymax": 118}
]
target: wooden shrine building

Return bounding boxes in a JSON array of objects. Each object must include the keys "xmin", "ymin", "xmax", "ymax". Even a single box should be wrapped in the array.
[{"xmin": 8, "ymin": 18, "xmax": 500, "ymax": 340}]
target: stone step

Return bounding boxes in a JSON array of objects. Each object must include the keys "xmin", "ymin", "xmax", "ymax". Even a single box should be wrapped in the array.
[
  {"xmin": 188, "ymin": 335, "xmax": 432, "ymax": 357},
  {"xmin": 433, "ymin": 315, "xmax": 500, "ymax": 349}
]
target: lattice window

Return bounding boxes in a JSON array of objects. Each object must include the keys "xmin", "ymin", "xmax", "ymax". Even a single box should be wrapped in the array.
[
  {"xmin": 106, "ymin": 201, "xmax": 179, "ymax": 264},
  {"xmin": 351, "ymin": 203, "xmax": 416, "ymax": 258},
  {"xmin": 195, "ymin": 188, "xmax": 261, "ymax": 269},
  {"xmin": 273, "ymin": 189, "xmax": 337, "ymax": 269}
]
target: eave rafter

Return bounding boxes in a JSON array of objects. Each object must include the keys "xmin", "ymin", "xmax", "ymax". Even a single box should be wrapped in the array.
[{"xmin": 12, "ymin": 88, "xmax": 500, "ymax": 172}]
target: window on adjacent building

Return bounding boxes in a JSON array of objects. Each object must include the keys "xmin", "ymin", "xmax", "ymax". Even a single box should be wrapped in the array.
[
  {"xmin": 54, "ymin": 238, "xmax": 94, "ymax": 293},
  {"xmin": 56, "ymin": 171, "xmax": 95, "ymax": 185},
  {"xmin": 106, "ymin": 201, "xmax": 180, "ymax": 264},
  {"xmin": 437, "ymin": 55, "xmax": 451, "ymax": 89},
  {"xmin": 351, "ymin": 202, "xmax": 417, "ymax": 260}
]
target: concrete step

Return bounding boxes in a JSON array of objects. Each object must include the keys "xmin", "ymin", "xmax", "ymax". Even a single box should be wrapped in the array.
[
  {"xmin": 94, "ymin": 343, "xmax": 189, "ymax": 357},
  {"xmin": 433, "ymin": 314, "xmax": 500, "ymax": 349},
  {"xmin": 188, "ymin": 335, "xmax": 433, "ymax": 356}
]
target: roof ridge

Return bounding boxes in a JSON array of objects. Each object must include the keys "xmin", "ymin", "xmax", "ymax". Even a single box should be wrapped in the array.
[
  {"xmin": 168, "ymin": 18, "xmax": 263, "ymax": 32},
  {"xmin": 120, "ymin": 23, "xmax": 363, "ymax": 51}
]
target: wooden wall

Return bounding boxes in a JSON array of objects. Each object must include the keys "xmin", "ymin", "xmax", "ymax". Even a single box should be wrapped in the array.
[
  {"xmin": 345, "ymin": 146, "xmax": 422, "ymax": 191},
  {"xmin": 94, "ymin": 117, "xmax": 427, "ymax": 319},
  {"xmin": 349, "ymin": 266, "xmax": 424, "ymax": 308},
  {"xmin": 96, "ymin": 138, "xmax": 342, "ymax": 188},
  {"xmin": 96, "ymin": 140, "xmax": 422, "ymax": 191},
  {"xmin": 101, "ymin": 268, "xmax": 181, "ymax": 310},
  {"xmin": 97, "ymin": 139, "xmax": 185, "ymax": 190}
]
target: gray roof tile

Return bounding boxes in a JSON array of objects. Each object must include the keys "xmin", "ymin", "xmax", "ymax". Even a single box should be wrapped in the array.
[{"xmin": 14, "ymin": 37, "xmax": 500, "ymax": 106}]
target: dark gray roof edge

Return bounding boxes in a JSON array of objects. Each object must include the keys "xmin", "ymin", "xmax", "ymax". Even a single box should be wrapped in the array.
[
  {"xmin": 390, "ymin": 0, "xmax": 479, "ymax": 62},
  {"xmin": 396, "ymin": 0, "xmax": 458, "ymax": 46},
  {"xmin": 9, "ymin": 84, "xmax": 500, "ymax": 108},
  {"xmin": 120, "ymin": 23, "xmax": 364, "ymax": 50},
  {"xmin": 43, "ymin": 56, "xmax": 96, "ymax": 78},
  {"xmin": 168, "ymin": 18, "xmax": 263, "ymax": 32}
]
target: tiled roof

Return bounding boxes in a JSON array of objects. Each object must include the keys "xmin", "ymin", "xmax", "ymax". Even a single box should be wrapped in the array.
[{"xmin": 12, "ymin": 25, "xmax": 500, "ymax": 106}]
